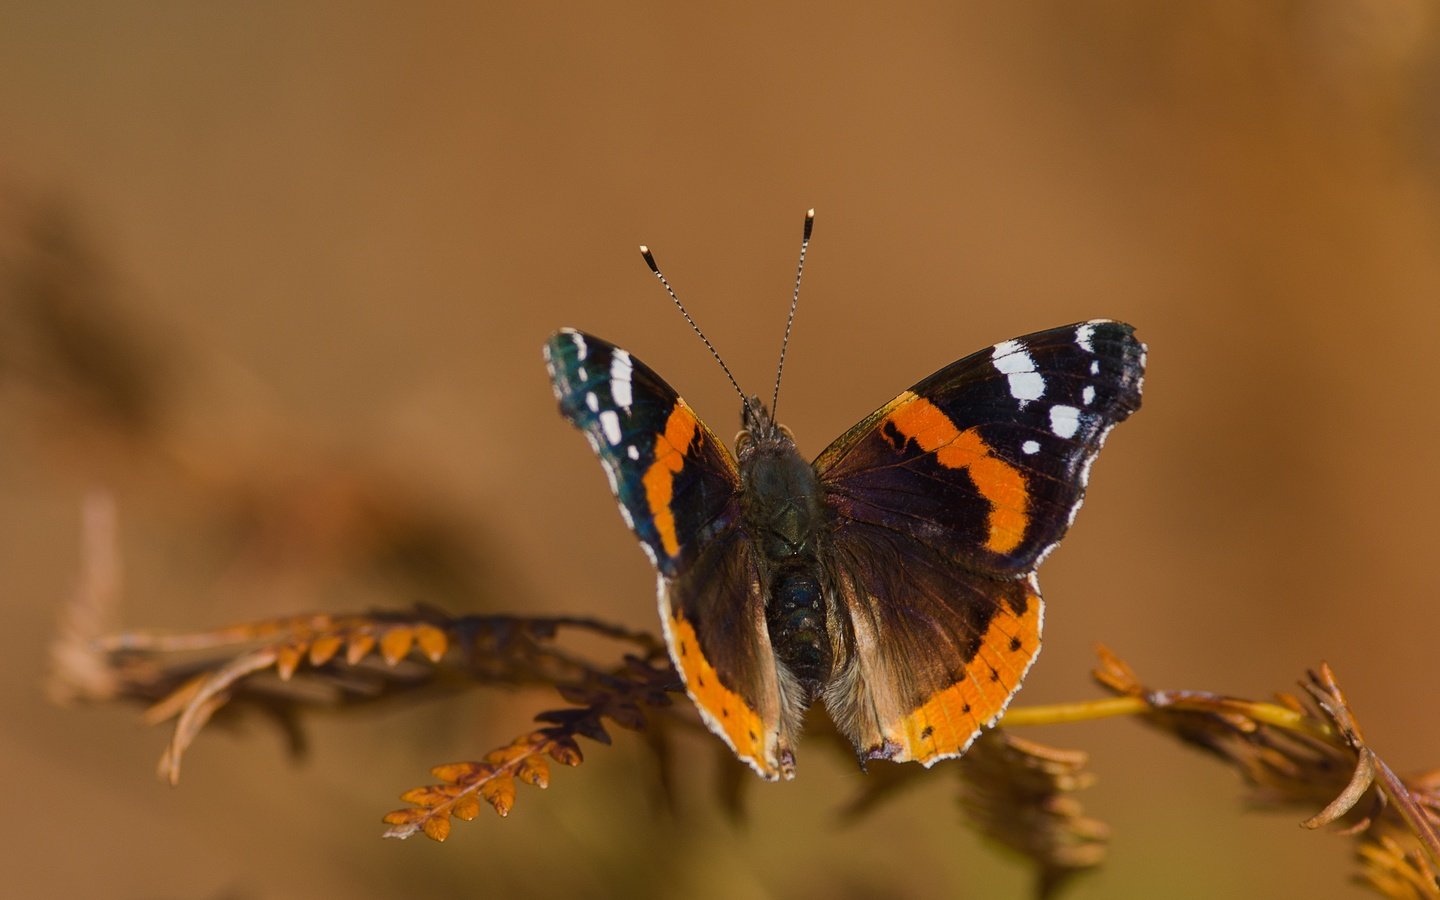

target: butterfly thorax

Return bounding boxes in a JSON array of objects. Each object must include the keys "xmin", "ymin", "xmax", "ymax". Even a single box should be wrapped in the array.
[{"xmin": 736, "ymin": 399, "xmax": 834, "ymax": 695}]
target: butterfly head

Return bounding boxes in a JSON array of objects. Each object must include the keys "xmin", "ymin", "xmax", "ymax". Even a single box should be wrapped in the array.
[{"xmin": 736, "ymin": 395, "xmax": 796, "ymax": 460}]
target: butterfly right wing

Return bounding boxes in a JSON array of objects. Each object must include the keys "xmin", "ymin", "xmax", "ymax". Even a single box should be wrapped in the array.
[
  {"xmin": 814, "ymin": 321, "xmax": 1144, "ymax": 766},
  {"xmin": 543, "ymin": 329, "xmax": 792, "ymax": 779}
]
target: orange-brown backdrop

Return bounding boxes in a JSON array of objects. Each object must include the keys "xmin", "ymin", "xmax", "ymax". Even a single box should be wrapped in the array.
[{"xmin": 3, "ymin": 4, "xmax": 1438, "ymax": 898}]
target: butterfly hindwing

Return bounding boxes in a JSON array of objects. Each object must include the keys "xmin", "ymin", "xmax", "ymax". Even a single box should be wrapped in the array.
[
  {"xmin": 825, "ymin": 524, "xmax": 1044, "ymax": 764},
  {"xmin": 816, "ymin": 320, "xmax": 1144, "ymax": 763},
  {"xmin": 544, "ymin": 329, "xmax": 791, "ymax": 779},
  {"xmin": 659, "ymin": 527, "xmax": 793, "ymax": 779}
]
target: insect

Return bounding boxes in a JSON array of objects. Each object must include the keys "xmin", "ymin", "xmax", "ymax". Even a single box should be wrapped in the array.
[{"xmin": 543, "ymin": 211, "xmax": 1145, "ymax": 779}]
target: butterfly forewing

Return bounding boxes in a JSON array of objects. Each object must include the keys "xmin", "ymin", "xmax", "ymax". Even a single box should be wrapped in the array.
[
  {"xmin": 544, "ymin": 328, "xmax": 741, "ymax": 574},
  {"xmin": 815, "ymin": 320, "xmax": 1144, "ymax": 576}
]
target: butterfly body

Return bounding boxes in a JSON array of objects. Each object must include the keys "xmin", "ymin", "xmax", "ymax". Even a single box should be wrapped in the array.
[
  {"xmin": 544, "ymin": 319, "xmax": 1144, "ymax": 781},
  {"xmin": 735, "ymin": 402, "xmax": 834, "ymax": 696}
]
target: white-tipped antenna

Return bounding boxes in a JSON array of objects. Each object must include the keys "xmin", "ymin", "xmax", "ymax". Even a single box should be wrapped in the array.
[
  {"xmin": 770, "ymin": 208, "xmax": 814, "ymax": 421},
  {"xmin": 639, "ymin": 244, "xmax": 752, "ymax": 414}
]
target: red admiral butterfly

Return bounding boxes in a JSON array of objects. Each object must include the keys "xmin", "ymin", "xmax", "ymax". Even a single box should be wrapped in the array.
[{"xmin": 544, "ymin": 212, "xmax": 1145, "ymax": 779}]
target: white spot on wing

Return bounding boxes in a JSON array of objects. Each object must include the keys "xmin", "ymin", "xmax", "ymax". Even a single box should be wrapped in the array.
[
  {"xmin": 1076, "ymin": 323, "xmax": 1096, "ymax": 353},
  {"xmin": 1090, "ymin": 360, "xmax": 1100, "ymax": 375},
  {"xmin": 611, "ymin": 349, "xmax": 634, "ymax": 408},
  {"xmin": 586, "ymin": 392, "xmax": 599, "ymax": 412},
  {"xmin": 1082, "ymin": 385, "xmax": 1096, "ymax": 406},
  {"xmin": 1022, "ymin": 440, "xmax": 1040, "ymax": 455},
  {"xmin": 1049, "ymin": 405, "xmax": 1081, "ymax": 439},
  {"xmin": 570, "ymin": 331, "xmax": 588, "ymax": 361},
  {"xmin": 600, "ymin": 410, "xmax": 623, "ymax": 445},
  {"xmin": 627, "ymin": 445, "xmax": 640, "ymax": 460},
  {"xmin": 618, "ymin": 503, "xmax": 634, "ymax": 528},
  {"xmin": 992, "ymin": 340, "xmax": 1045, "ymax": 406}
]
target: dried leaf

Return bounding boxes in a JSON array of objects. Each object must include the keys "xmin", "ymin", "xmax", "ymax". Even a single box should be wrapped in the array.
[
  {"xmin": 480, "ymin": 777, "xmax": 517, "ymax": 817},
  {"xmin": 308, "ymin": 634, "xmax": 343, "ymax": 667},
  {"xmin": 1303, "ymin": 749, "xmax": 1378, "ymax": 830},
  {"xmin": 517, "ymin": 756, "xmax": 549, "ymax": 788},
  {"xmin": 160, "ymin": 648, "xmax": 279, "ymax": 784},
  {"xmin": 421, "ymin": 815, "xmax": 450, "ymax": 843},
  {"xmin": 346, "ymin": 633, "xmax": 376, "ymax": 665},
  {"xmin": 450, "ymin": 793, "xmax": 481, "ymax": 821},
  {"xmin": 414, "ymin": 624, "xmax": 448, "ymax": 662},
  {"xmin": 431, "ymin": 761, "xmax": 480, "ymax": 784},
  {"xmin": 274, "ymin": 645, "xmax": 302, "ymax": 681},
  {"xmin": 380, "ymin": 628, "xmax": 414, "ymax": 665}
]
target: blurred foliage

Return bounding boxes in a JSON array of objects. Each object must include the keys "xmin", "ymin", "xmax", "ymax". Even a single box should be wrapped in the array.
[{"xmin": 49, "ymin": 495, "xmax": 1440, "ymax": 897}]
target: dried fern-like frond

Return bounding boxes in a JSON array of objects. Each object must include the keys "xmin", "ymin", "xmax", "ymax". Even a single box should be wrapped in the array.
[
  {"xmin": 839, "ymin": 730, "xmax": 1107, "ymax": 897},
  {"xmin": 381, "ymin": 653, "xmax": 679, "ymax": 840},
  {"xmin": 380, "ymin": 732, "xmax": 571, "ymax": 842},
  {"xmin": 957, "ymin": 732, "xmax": 1109, "ymax": 899},
  {"xmin": 1093, "ymin": 648, "xmax": 1440, "ymax": 897},
  {"xmin": 51, "ymin": 551, "xmax": 673, "ymax": 787}
]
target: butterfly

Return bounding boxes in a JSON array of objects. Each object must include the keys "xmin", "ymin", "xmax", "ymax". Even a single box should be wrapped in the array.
[{"xmin": 542, "ymin": 214, "xmax": 1145, "ymax": 779}]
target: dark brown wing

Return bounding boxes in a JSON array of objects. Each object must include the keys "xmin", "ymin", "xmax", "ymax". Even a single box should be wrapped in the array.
[
  {"xmin": 815, "ymin": 321, "xmax": 1144, "ymax": 763},
  {"xmin": 659, "ymin": 526, "xmax": 796, "ymax": 779},
  {"xmin": 823, "ymin": 527, "xmax": 1043, "ymax": 764}
]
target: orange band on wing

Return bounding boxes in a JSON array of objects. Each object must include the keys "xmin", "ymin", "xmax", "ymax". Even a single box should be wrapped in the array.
[
  {"xmin": 642, "ymin": 404, "xmax": 700, "ymax": 558},
  {"xmin": 896, "ymin": 589, "xmax": 1043, "ymax": 763},
  {"xmin": 667, "ymin": 611, "xmax": 778, "ymax": 778},
  {"xmin": 885, "ymin": 393, "xmax": 1028, "ymax": 553}
]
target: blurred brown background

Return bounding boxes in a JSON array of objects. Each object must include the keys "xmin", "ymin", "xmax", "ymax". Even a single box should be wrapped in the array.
[{"xmin": 4, "ymin": 3, "xmax": 1439, "ymax": 898}]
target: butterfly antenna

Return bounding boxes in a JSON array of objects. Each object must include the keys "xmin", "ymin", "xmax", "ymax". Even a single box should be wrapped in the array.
[
  {"xmin": 639, "ymin": 244, "xmax": 752, "ymax": 415},
  {"xmin": 770, "ymin": 208, "xmax": 814, "ymax": 421}
]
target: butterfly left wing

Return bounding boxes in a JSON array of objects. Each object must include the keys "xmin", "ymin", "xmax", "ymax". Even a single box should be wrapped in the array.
[
  {"xmin": 543, "ymin": 329, "xmax": 795, "ymax": 779},
  {"xmin": 816, "ymin": 320, "xmax": 1145, "ymax": 765}
]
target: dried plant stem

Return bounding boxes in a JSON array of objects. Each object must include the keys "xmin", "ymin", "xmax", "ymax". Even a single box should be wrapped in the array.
[
  {"xmin": 1001, "ymin": 696, "xmax": 1148, "ymax": 727},
  {"xmin": 1004, "ymin": 691, "xmax": 1336, "ymax": 744}
]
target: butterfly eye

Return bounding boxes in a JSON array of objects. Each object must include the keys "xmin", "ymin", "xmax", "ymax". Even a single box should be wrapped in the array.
[{"xmin": 734, "ymin": 430, "xmax": 753, "ymax": 456}]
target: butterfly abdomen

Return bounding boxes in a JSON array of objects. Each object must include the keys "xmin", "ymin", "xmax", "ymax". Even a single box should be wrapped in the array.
[{"xmin": 767, "ymin": 567, "xmax": 830, "ymax": 688}]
